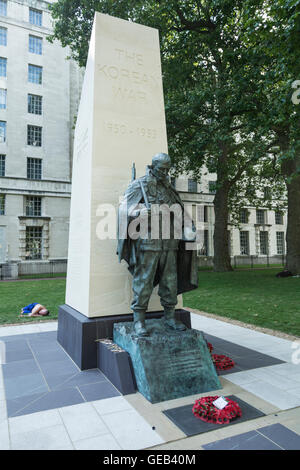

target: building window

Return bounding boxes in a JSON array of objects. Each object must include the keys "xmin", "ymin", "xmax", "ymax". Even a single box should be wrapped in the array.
[
  {"xmin": 25, "ymin": 226, "xmax": 42, "ymax": 259},
  {"xmin": 25, "ymin": 196, "xmax": 42, "ymax": 217},
  {"xmin": 0, "ymin": 27, "xmax": 7, "ymax": 46},
  {"xmin": 275, "ymin": 211, "xmax": 283, "ymax": 225},
  {"xmin": 0, "ymin": 88, "xmax": 6, "ymax": 109},
  {"xmin": 0, "ymin": 121, "xmax": 6, "ymax": 143},
  {"xmin": 256, "ymin": 209, "xmax": 266, "ymax": 225},
  {"xmin": 208, "ymin": 181, "xmax": 217, "ymax": 194},
  {"xmin": 28, "ymin": 94, "xmax": 42, "ymax": 115},
  {"xmin": 27, "ymin": 158, "xmax": 42, "ymax": 180},
  {"xmin": 0, "ymin": 1, "xmax": 7, "ymax": 17},
  {"xmin": 28, "ymin": 64, "xmax": 42, "ymax": 84},
  {"xmin": 0, "ymin": 57, "xmax": 6, "ymax": 77},
  {"xmin": 276, "ymin": 232, "xmax": 285, "ymax": 255},
  {"xmin": 240, "ymin": 231, "xmax": 249, "ymax": 255},
  {"xmin": 29, "ymin": 35, "xmax": 42, "ymax": 55},
  {"xmin": 197, "ymin": 205, "xmax": 208, "ymax": 223},
  {"xmin": 29, "ymin": 8, "xmax": 42, "ymax": 26},
  {"xmin": 260, "ymin": 231, "xmax": 268, "ymax": 255},
  {"xmin": 27, "ymin": 125, "xmax": 42, "ymax": 146},
  {"xmin": 0, "ymin": 154, "xmax": 5, "ymax": 176},
  {"xmin": 188, "ymin": 179, "xmax": 197, "ymax": 193},
  {"xmin": 198, "ymin": 229, "xmax": 209, "ymax": 255},
  {"xmin": 0, "ymin": 193, "xmax": 4, "ymax": 214},
  {"xmin": 239, "ymin": 208, "xmax": 249, "ymax": 224}
]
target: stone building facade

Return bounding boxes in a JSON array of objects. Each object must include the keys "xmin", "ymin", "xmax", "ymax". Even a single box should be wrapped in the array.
[
  {"xmin": 175, "ymin": 174, "xmax": 287, "ymax": 265},
  {"xmin": 0, "ymin": 0, "xmax": 83, "ymax": 272},
  {"xmin": 0, "ymin": 0, "xmax": 287, "ymax": 276}
]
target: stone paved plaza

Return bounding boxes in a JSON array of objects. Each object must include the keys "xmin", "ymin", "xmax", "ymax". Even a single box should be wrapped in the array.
[{"xmin": 0, "ymin": 312, "xmax": 300, "ymax": 450}]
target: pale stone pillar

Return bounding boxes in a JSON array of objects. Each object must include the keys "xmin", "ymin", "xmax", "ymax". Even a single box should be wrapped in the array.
[{"xmin": 66, "ymin": 13, "xmax": 182, "ymax": 318}]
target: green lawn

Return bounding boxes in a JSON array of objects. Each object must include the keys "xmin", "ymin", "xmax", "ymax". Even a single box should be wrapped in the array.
[
  {"xmin": 0, "ymin": 278, "xmax": 66, "ymax": 325},
  {"xmin": 183, "ymin": 268, "xmax": 300, "ymax": 337},
  {"xmin": 1, "ymin": 270, "xmax": 299, "ymax": 337}
]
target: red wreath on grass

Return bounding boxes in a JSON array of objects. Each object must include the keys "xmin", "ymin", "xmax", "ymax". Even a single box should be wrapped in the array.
[
  {"xmin": 192, "ymin": 396, "xmax": 242, "ymax": 424},
  {"xmin": 206, "ymin": 342, "xmax": 235, "ymax": 370}
]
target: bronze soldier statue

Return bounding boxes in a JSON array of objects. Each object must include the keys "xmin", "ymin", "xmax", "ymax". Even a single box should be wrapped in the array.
[{"xmin": 117, "ymin": 153, "xmax": 198, "ymax": 336}]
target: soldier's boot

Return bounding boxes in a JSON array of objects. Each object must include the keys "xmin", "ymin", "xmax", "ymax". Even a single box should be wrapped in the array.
[
  {"xmin": 164, "ymin": 308, "xmax": 186, "ymax": 331},
  {"xmin": 133, "ymin": 311, "xmax": 149, "ymax": 336}
]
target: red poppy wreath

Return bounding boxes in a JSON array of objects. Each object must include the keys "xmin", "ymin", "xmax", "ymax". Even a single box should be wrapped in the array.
[
  {"xmin": 206, "ymin": 342, "xmax": 235, "ymax": 371},
  {"xmin": 192, "ymin": 396, "xmax": 242, "ymax": 424}
]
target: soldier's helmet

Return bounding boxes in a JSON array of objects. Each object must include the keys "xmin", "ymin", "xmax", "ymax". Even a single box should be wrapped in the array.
[{"xmin": 152, "ymin": 153, "xmax": 171, "ymax": 169}]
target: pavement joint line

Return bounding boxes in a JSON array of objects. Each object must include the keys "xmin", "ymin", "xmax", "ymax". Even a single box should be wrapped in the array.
[
  {"xmin": 255, "ymin": 427, "xmax": 285, "ymax": 450},
  {"xmin": 72, "ymin": 430, "xmax": 118, "ymax": 446},
  {"xmin": 26, "ymin": 339, "xmax": 51, "ymax": 393},
  {"xmin": 53, "ymin": 342, "xmax": 81, "ymax": 372},
  {"xmin": 75, "ymin": 385, "xmax": 87, "ymax": 403},
  {"xmin": 57, "ymin": 407, "xmax": 77, "ymax": 450},
  {"xmin": 8, "ymin": 391, "xmax": 50, "ymax": 418},
  {"xmin": 91, "ymin": 398, "xmax": 132, "ymax": 416},
  {"xmin": 52, "ymin": 375, "xmax": 108, "ymax": 392},
  {"xmin": 6, "ymin": 416, "xmax": 11, "ymax": 450},
  {"xmin": 51, "ymin": 371, "xmax": 82, "ymax": 392},
  {"xmin": 91, "ymin": 401, "xmax": 125, "ymax": 449}
]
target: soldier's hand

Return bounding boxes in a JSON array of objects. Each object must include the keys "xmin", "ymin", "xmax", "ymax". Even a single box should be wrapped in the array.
[{"xmin": 131, "ymin": 206, "xmax": 151, "ymax": 218}]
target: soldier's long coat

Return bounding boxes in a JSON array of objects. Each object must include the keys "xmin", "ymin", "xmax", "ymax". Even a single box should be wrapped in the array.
[{"xmin": 117, "ymin": 171, "xmax": 198, "ymax": 294}]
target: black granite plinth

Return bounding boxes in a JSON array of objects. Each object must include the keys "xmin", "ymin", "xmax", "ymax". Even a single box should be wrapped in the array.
[
  {"xmin": 97, "ymin": 340, "xmax": 137, "ymax": 395},
  {"xmin": 113, "ymin": 319, "xmax": 221, "ymax": 404},
  {"xmin": 57, "ymin": 304, "xmax": 191, "ymax": 370}
]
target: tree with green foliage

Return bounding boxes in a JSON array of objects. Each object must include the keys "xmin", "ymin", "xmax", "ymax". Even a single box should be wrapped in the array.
[
  {"xmin": 48, "ymin": 1, "xmax": 297, "ymax": 272},
  {"xmin": 267, "ymin": 0, "xmax": 300, "ymax": 274},
  {"xmin": 242, "ymin": 0, "xmax": 300, "ymax": 273}
]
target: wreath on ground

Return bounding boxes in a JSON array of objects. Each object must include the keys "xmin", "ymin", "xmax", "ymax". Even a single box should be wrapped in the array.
[
  {"xmin": 192, "ymin": 396, "xmax": 242, "ymax": 424},
  {"xmin": 206, "ymin": 342, "xmax": 235, "ymax": 371}
]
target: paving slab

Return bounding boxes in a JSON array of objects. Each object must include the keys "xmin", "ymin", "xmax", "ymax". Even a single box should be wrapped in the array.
[
  {"xmin": 257, "ymin": 423, "xmax": 300, "ymax": 450},
  {"xmin": 73, "ymin": 433, "xmax": 121, "ymax": 450},
  {"xmin": 10, "ymin": 423, "xmax": 74, "ymax": 450},
  {"xmin": 11, "ymin": 388, "xmax": 85, "ymax": 417},
  {"xmin": 9, "ymin": 408, "xmax": 63, "ymax": 434},
  {"xmin": 101, "ymin": 407, "xmax": 165, "ymax": 450},
  {"xmin": 78, "ymin": 381, "xmax": 121, "ymax": 401},
  {"xmin": 92, "ymin": 396, "xmax": 134, "ymax": 415},
  {"xmin": 203, "ymin": 429, "xmax": 282, "ymax": 450},
  {"xmin": 58, "ymin": 402, "xmax": 109, "ymax": 442},
  {"xmin": 0, "ymin": 419, "xmax": 9, "ymax": 450}
]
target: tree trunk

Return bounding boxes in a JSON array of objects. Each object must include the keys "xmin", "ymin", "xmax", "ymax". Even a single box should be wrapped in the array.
[
  {"xmin": 279, "ymin": 127, "xmax": 300, "ymax": 275},
  {"xmin": 284, "ymin": 155, "xmax": 300, "ymax": 274},
  {"xmin": 213, "ymin": 184, "xmax": 233, "ymax": 272}
]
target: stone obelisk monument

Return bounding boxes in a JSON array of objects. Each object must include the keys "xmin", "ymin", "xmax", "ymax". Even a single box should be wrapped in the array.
[
  {"xmin": 57, "ymin": 13, "xmax": 188, "ymax": 368},
  {"xmin": 66, "ymin": 13, "xmax": 182, "ymax": 318}
]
